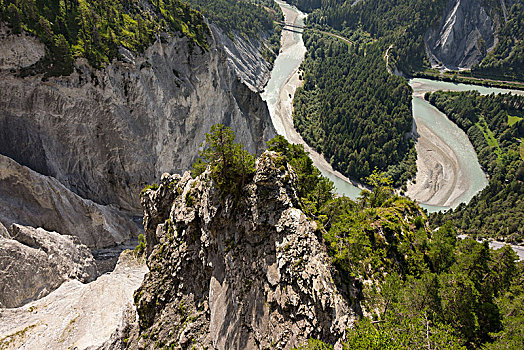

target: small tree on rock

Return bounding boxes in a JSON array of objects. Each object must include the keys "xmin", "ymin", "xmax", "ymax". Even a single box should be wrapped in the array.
[{"xmin": 192, "ymin": 124, "xmax": 255, "ymax": 195}]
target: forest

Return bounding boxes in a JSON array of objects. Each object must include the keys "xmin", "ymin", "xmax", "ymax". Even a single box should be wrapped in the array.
[
  {"xmin": 289, "ymin": 0, "xmax": 448, "ymax": 73},
  {"xmin": 428, "ymin": 91, "xmax": 524, "ymax": 243},
  {"xmin": 293, "ymin": 31, "xmax": 416, "ymax": 186},
  {"xmin": 289, "ymin": 0, "xmax": 453, "ymax": 186}
]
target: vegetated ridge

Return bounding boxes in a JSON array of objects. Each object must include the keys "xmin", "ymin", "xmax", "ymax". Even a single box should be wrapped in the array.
[{"xmin": 0, "ymin": 0, "xmax": 210, "ymax": 77}]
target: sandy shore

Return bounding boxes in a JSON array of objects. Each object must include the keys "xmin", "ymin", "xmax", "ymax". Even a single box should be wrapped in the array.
[
  {"xmin": 406, "ymin": 113, "xmax": 467, "ymax": 207},
  {"xmin": 273, "ymin": 3, "xmax": 364, "ymax": 195}
]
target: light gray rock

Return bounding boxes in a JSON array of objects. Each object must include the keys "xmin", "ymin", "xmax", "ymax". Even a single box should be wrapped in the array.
[
  {"xmin": 0, "ymin": 221, "xmax": 8, "ymax": 238},
  {"xmin": 0, "ymin": 251, "xmax": 147, "ymax": 349},
  {"xmin": 0, "ymin": 154, "xmax": 141, "ymax": 248},
  {"xmin": 0, "ymin": 24, "xmax": 45, "ymax": 70},
  {"xmin": 0, "ymin": 224, "xmax": 98, "ymax": 308},
  {"xmin": 211, "ymin": 24, "xmax": 272, "ymax": 92},
  {"xmin": 0, "ymin": 26, "xmax": 275, "ymax": 216},
  {"xmin": 425, "ymin": 0, "xmax": 500, "ymax": 69},
  {"xmin": 128, "ymin": 151, "xmax": 356, "ymax": 349}
]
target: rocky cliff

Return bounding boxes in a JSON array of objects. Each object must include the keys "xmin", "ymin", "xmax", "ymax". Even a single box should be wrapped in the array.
[
  {"xmin": 126, "ymin": 151, "xmax": 356, "ymax": 349},
  {"xmin": 0, "ymin": 251, "xmax": 147, "ymax": 349},
  {"xmin": 0, "ymin": 15, "xmax": 275, "ymax": 312},
  {"xmin": 0, "ymin": 24, "xmax": 275, "ymax": 218},
  {"xmin": 425, "ymin": 0, "xmax": 516, "ymax": 69},
  {"xmin": 0, "ymin": 154, "xmax": 141, "ymax": 249}
]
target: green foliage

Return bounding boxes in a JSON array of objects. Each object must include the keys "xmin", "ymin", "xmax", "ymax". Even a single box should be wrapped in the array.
[
  {"xmin": 322, "ymin": 195, "xmax": 428, "ymax": 282},
  {"xmin": 0, "ymin": 0, "xmax": 209, "ymax": 77},
  {"xmin": 363, "ymin": 236, "xmax": 521, "ymax": 348},
  {"xmin": 428, "ymin": 91, "xmax": 524, "ymax": 242},
  {"xmin": 427, "ymin": 222, "xmax": 457, "ymax": 274},
  {"xmin": 267, "ymin": 135, "xmax": 334, "ymax": 216},
  {"xmin": 293, "ymin": 31, "xmax": 415, "ymax": 185},
  {"xmin": 344, "ymin": 308, "xmax": 465, "ymax": 350},
  {"xmin": 134, "ymin": 233, "xmax": 146, "ymax": 257},
  {"xmin": 313, "ymin": 165, "xmax": 522, "ymax": 348},
  {"xmin": 140, "ymin": 182, "xmax": 159, "ymax": 197},
  {"xmin": 192, "ymin": 124, "xmax": 255, "ymax": 196},
  {"xmin": 289, "ymin": 0, "xmax": 447, "ymax": 73},
  {"xmin": 362, "ymin": 169, "xmax": 394, "ymax": 207},
  {"xmin": 485, "ymin": 264, "xmax": 524, "ymax": 349},
  {"xmin": 294, "ymin": 339, "xmax": 333, "ymax": 350},
  {"xmin": 185, "ymin": 192, "xmax": 194, "ymax": 207}
]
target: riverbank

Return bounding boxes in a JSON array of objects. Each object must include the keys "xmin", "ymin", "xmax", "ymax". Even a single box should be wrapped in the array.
[
  {"xmin": 405, "ymin": 81, "xmax": 491, "ymax": 209},
  {"xmin": 263, "ymin": 0, "xmax": 363, "ymax": 198},
  {"xmin": 406, "ymin": 109, "xmax": 467, "ymax": 207},
  {"xmin": 414, "ymin": 70, "xmax": 524, "ymax": 91}
]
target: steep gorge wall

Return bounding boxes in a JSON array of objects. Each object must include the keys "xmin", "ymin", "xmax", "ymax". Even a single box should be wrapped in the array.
[
  {"xmin": 0, "ymin": 24, "xmax": 275, "ymax": 237},
  {"xmin": 425, "ymin": 0, "xmax": 518, "ymax": 69},
  {"xmin": 0, "ymin": 19, "xmax": 276, "ymax": 311}
]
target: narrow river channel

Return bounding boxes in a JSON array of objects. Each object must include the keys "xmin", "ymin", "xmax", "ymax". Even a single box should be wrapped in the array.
[
  {"xmin": 262, "ymin": 0, "xmax": 524, "ymax": 213},
  {"xmin": 262, "ymin": 0, "xmax": 362, "ymax": 199}
]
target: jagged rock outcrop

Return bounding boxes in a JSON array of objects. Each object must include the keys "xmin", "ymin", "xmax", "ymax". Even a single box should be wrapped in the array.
[
  {"xmin": 0, "ymin": 24, "xmax": 275, "ymax": 218},
  {"xmin": 0, "ymin": 224, "xmax": 97, "ymax": 308},
  {"xmin": 0, "ymin": 154, "xmax": 141, "ymax": 248},
  {"xmin": 128, "ymin": 151, "xmax": 355, "ymax": 349},
  {"xmin": 425, "ymin": 0, "xmax": 507, "ymax": 69}
]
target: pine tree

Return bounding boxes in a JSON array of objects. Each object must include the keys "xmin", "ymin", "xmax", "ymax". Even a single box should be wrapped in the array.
[{"xmin": 192, "ymin": 124, "xmax": 255, "ymax": 195}]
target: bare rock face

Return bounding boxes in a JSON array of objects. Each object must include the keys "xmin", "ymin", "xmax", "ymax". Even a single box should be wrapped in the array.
[
  {"xmin": 211, "ymin": 24, "xmax": 272, "ymax": 92},
  {"xmin": 425, "ymin": 0, "xmax": 500, "ymax": 69},
  {"xmin": 128, "ymin": 152, "xmax": 355, "ymax": 350},
  {"xmin": 0, "ymin": 154, "xmax": 141, "ymax": 248},
  {"xmin": 0, "ymin": 27, "xmax": 275, "ymax": 216},
  {"xmin": 0, "ymin": 24, "xmax": 45, "ymax": 70},
  {"xmin": 0, "ymin": 221, "xmax": 8, "ymax": 238},
  {"xmin": 0, "ymin": 224, "xmax": 98, "ymax": 308}
]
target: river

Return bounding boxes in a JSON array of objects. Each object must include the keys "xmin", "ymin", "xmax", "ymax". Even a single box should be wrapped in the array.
[
  {"xmin": 262, "ymin": 1, "xmax": 523, "ymax": 212},
  {"xmin": 261, "ymin": 0, "xmax": 362, "ymax": 199}
]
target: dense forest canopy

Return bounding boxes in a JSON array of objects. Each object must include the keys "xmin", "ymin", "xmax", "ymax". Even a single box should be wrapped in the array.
[
  {"xmin": 428, "ymin": 91, "xmax": 524, "ymax": 243},
  {"xmin": 293, "ymin": 28, "xmax": 416, "ymax": 186},
  {"xmin": 289, "ymin": 0, "xmax": 448, "ymax": 73},
  {"xmin": 287, "ymin": 0, "xmax": 455, "ymax": 187}
]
